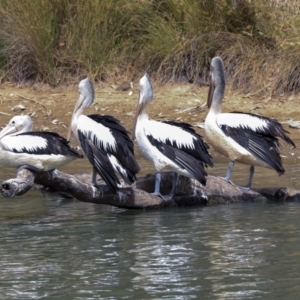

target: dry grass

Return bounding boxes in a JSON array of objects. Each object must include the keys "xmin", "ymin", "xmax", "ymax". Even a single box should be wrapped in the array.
[
  {"xmin": 0, "ymin": 0, "xmax": 58, "ymax": 83},
  {"xmin": 0, "ymin": 0, "xmax": 300, "ymax": 95}
]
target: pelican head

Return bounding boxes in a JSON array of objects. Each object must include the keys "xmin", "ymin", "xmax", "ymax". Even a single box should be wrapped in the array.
[
  {"xmin": 75, "ymin": 78, "xmax": 95, "ymax": 114},
  {"xmin": 207, "ymin": 56, "xmax": 225, "ymax": 109},
  {"xmin": 0, "ymin": 115, "xmax": 33, "ymax": 139},
  {"xmin": 132, "ymin": 73, "xmax": 153, "ymax": 140},
  {"xmin": 67, "ymin": 78, "xmax": 95, "ymax": 141}
]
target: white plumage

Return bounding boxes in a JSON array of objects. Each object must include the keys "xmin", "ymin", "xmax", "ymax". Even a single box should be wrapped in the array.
[
  {"xmin": 1, "ymin": 135, "xmax": 47, "ymax": 152},
  {"xmin": 144, "ymin": 120, "xmax": 197, "ymax": 149},
  {"xmin": 205, "ymin": 56, "xmax": 295, "ymax": 189},
  {"xmin": 68, "ymin": 78, "xmax": 140, "ymax": 193},
  {"xmin": 0, "ymin": 115, "xmax": 82, "ymax": 172},
  {"xmin": 76, "ymin": 115, "xmax": 117, "ymax": 152},
  {"xmin": 217, "ymin": 113, "xmax": 270, "ymax": 131},
  {"xmin": 133, "ymin": 73, "xmax": 213, "ymax": 199}
]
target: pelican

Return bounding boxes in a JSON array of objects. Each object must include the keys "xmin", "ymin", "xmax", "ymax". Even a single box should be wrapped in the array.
[
  {"xmin": 67, "ymin": 78, "xmax": 140, "ymax": 193},
  {"xmin": 0, "ymin": 115, "xmax": 82, "ymax": 171},
  {"xmin": 205, "ymin": 56, "xmax": 295, "ymax": 189},
  {"xmin": 133, "ymin": 73, "xmax": 213, "ymax": 199}
]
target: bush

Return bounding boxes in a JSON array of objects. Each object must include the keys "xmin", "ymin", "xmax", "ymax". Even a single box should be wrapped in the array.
[{"xmin": 0, "ymin": 0, "xmax": 300, "ymax": 95}]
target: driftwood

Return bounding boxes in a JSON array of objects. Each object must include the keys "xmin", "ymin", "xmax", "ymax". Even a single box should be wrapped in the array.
[{"xmin": 1, "ymin": 169, "xmax": 300, "ymax": 209}]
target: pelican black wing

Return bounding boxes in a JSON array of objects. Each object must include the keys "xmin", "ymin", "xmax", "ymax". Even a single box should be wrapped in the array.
[
  {"xmin": 78, "ymin": 130, "xmax": 120, "ymax": 193},
  {"xmin": 4, "ymin": 132, "xmax": 82, "ymax": 157},
  {"xmin": 88, "ymin": 114, "xmax": 140, "ymax": 183}
]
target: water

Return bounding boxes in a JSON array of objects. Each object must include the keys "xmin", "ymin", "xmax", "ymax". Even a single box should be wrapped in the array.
[{"xmin": 0, "ymin": 159, "xmax": 300, "ymax": 299}]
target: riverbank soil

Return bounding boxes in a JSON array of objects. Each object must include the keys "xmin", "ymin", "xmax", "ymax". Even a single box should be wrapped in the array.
[{"xmin": 0, "ymin": 80, "xmax": 299, "ymax": 162}]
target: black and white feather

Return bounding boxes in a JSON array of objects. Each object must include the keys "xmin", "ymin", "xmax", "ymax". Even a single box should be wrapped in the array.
[
  {"xmin": 0, "ymin": 115, "xmax": 82, "ymax": 171},
  {"xmin": 68, "ymin": 78, "xmax": 140, "ymax": 193},
  {"xmin": 218, "ymin": 112, "xmax": 295, "ymax": 175},
  {"xmin": 77, "ymin": 114, "xmax": 140, "ymax": 192},
  {"xmin": 133, "ymin": 73, "xmax": 212, "ymax": 198},
  {"xmin": 205, "ymin": 56, "xmax": 295, "ymax": 189},
  {"xmin": 2, "ymin": 131, "xmax": 82, "ymax": 157},
  {"xmin": 146, "ymin": 121, "xmax": 213, "ymax": 185}
]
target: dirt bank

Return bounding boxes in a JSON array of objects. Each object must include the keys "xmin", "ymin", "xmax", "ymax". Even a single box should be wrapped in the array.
[{"xmin": 0, "ymin": 80, "xmax": 300, "ymax": 161}]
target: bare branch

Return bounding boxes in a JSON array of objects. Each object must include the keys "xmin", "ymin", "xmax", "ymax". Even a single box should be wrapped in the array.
[
  {"xmin": 1, "ymin": 169, "xmax": 300, "ymax": 209},
  {"xmin": 1, "ymin": 169, "xmax": 35, "ymax": 197}
]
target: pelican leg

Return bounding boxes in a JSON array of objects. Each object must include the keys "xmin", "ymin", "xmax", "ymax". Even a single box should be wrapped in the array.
[
  {"xmin": 220, "ymin": 161, "xmax": 234, "ymax": 184},
  {"xmin": 165, "ymin": 172, "xmax": 179, "ymax": 199},
  {"xmin": 192, "ymin": 178, "xmax": 198, "ymax": 196},
  {"xmin": 241, "ymin": 166, "xmax": 254, "ymax": 190},
  {"xmin": 92, "ymin": 167, "xmax": 97, "ymax": 186},
  {"xmin": 152, "ymin": 173, "xmax": 164, "ymax": 198}
]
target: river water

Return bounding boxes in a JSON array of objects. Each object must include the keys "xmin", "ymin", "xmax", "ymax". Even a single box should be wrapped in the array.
[{"xmin": 0, "ymin": 157, "xmax": 300, "ymax": 299}]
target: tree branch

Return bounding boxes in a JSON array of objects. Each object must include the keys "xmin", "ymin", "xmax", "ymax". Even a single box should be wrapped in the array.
[{"xmin": 1, "ymin": 169, "xmax": 300, "ymax": 209}]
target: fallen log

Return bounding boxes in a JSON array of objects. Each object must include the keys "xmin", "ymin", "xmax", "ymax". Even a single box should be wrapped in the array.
[{"xmin": 1, "ymin": 169, "xmax": 300, "ymax": 209}]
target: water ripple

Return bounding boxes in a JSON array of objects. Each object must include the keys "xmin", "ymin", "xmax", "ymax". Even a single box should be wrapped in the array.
[{"xmin": 0, "ymin": 185, "xmax": 299, "ymax": 299}]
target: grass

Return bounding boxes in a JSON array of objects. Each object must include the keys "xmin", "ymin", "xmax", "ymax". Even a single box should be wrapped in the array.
[
  {"xmin": 0, "ymin": 0, "xmax": 60, "ymax": 83},
  {"xmin": 0, "ymin": 0, "xmax": 300, "ymax": 96}
]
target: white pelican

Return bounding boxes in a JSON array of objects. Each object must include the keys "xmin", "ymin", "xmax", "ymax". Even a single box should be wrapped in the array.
[
  {"xmin": 0, "ymin": 115, "xmax": 82, "ymax": 171},
  {"xmin": 205, "ymin": 56, "xmax": 295, "ymax": 189},
  {"xmin": 67, "ymin": 78, "xmax": 140, "ymax": 193},
  {"xmin": 133, "ymin": 73, "xmax": 213, "ymax": 199}
]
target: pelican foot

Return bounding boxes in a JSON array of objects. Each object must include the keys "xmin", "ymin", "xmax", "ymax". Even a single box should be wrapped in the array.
[
  {"xmin": 163, "ymin": 194, "xmax": 174, "ymax": 200},
  {"xmin": 238, "ymin": 185, "xmax": 251, "ymax": 191},
  {"xmin": 219, "ymin": 177, "xmax": 252, "ymax": 190},
  {"xmin": 151, "ymin": 192, "xmax": 169, "ymax": 201},
  {"xmin": 219, "ymin": 176, "xmax": 234, "ymax": 186}
]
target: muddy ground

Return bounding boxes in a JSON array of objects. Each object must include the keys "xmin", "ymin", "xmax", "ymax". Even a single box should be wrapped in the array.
[{"xmin": 0, "ymin": 80, "xmax": 300, "ymax": 161}]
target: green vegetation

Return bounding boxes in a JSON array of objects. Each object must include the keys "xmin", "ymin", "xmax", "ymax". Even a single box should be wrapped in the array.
[{"xmin": 0, "ymin": 0, "xmax": 300, "ymax": 95}]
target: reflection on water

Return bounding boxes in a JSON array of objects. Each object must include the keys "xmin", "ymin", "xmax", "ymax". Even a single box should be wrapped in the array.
[{"xmin": 0, "ymin": 159, "xmax": 300, "ymax": 299}]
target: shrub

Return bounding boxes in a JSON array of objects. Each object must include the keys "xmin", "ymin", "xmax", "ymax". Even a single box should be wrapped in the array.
[{"xmin": 0, "ymin": 0, "xmax": 300, "ymax": 95}]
